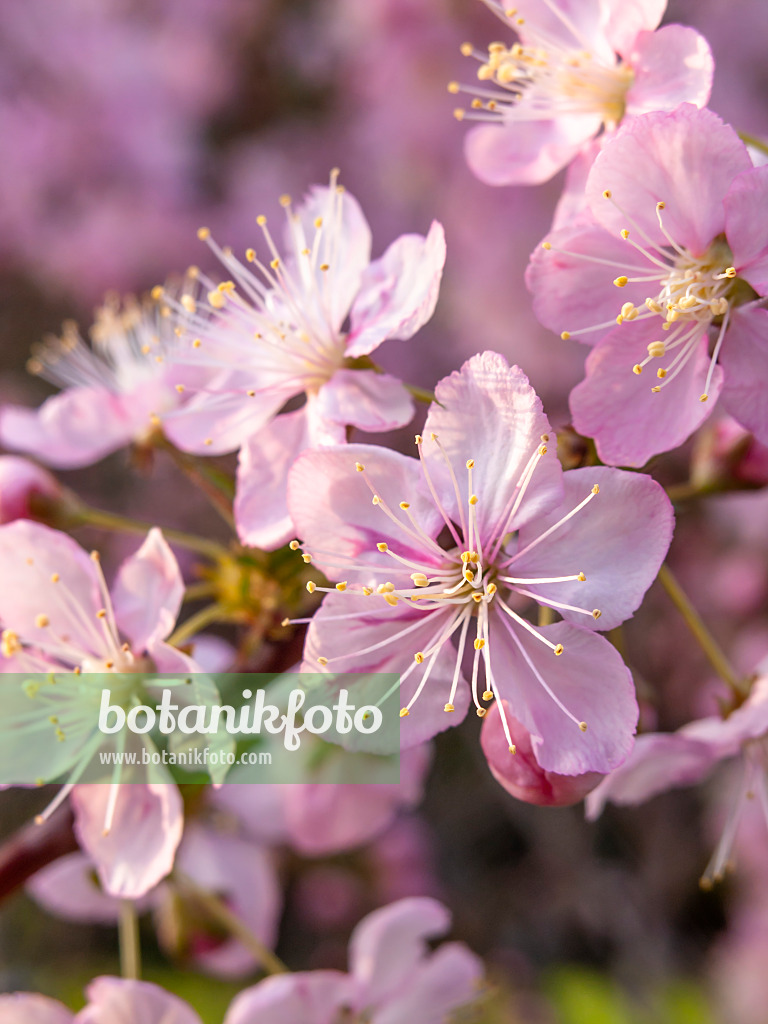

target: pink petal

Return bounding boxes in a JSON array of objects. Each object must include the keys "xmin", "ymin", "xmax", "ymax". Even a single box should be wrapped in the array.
[
  {"xmin": 624, "ymin": 26, "xmax": 714, "ymax": 116},
  {"xmin": 71, "ymin": 782, "xmax": 183, "ymax": 899},
  {"xmin": 720, "ymin": 307, "xmax": 768, "ymax": 446},
  {"xmin": 211, "ymin": 784, "xmax": 289, "ymax": 845},
  {"xmin": 346, "ymin": 222, "xmax": 446, "ymax": 357},
  {"xmin": 349, "ymin": 897, "xmax": 451, "ymax": 1006},
  {"xmin": 111, "ymin": 529, "xmax": 183, "ymax": 651},
  {"xmin": 289, "ymin": 183, "xmax": 372, "ymax": 334},
  {"xmin": 0, "ymin": 389, "xmax": 134, "ymax": 469},
  {"xmin": 235, "ymin": 408, "xmax": 312, "ymax": 551},
  {"xmin": 514, "ymin": 0, "xmax": 614, "ymax": 61},
  {"xmin": 487, "ymin": 618, "xmax": 637, "ymax": 775},
  {"xmin": 584, "ymin": 732, "xmax": 720, "ymax": 819},
  {"xmin": 586, "ymin": 105, "xmax": 751, "ymax": 255},
  {"xmin": 78, "ymin": 978, "xmax": 203, "ymax": 1024},
  {"xmin": 512, "ymin": 466, "xmax": 674, "ymax": 630},
  {"xmin": 174, "ymin": 824, "xmax": 281, "ymax": 978},
  {"xmin": 283, "ymin": 744, "xmax": 431, "ymax": 856},
  {"xmin": 602, "ymin": 0, "xmax": 666, "ymax": 55},
  {"xmin": 0, "ymin": 521, "xmax": 104, "ymax": 656},
  {"xmin": 0, "ymin": 457, "xmax": 61, "ymax": 524},
  {"xmin": 551, "ymin": 139, "xmax": 603, "ymax": 230},
  {"xmin": 223, "ymin": 972, "xmax": 350, "ymax": 1024},
  {"xmin": 570, "ymin": 322, "xmax": 722, "ymax": 466},
  {"xmin": 464, "ymin": 117, "xmax": 598, "ymax": 187},
  {"xmin": 27, "ymin": 851, "xmax": 153, "ymax": 924},
  {"xmin": 482, "ymin": 701, "xmax": 604, "ymax": 806},
  {"xmin": 288, "ymin": 444, "xmax": 444, "ymax": 575},
  {"xmin": 0, "ymin": 993, "xmax": 73, "ymax": 1024},
  {"xmin": 423, "ymin": 353, "xmax": 563, "ymax": 538},
  {"xmin": 315, "ymin": 370, "xmax": 414, "ymax": 432},
  {"xmin": 302, "ymin": 592, "xmax": 469, "ymax": 749},
  {"xmin": 371, "ymin": 943, "xmax": 484, "ymax": 1024},
  {"xmin": 527, "ymin": 219, "xmax": 651, "ymax": 341},
  {"xmin": 724, "ymin": 165, "xmax": 768, "ymax": 294}
]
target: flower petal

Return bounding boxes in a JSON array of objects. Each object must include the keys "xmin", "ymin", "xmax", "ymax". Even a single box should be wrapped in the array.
[
  {"xmin": 27, "ymin": 851, "xmax": 153, "ymax": 924},
  {"xmin": 488, "ymin": 618, "xmax": 637, "ymax": 775},
  {"xmin": 0, "ymin": 389, "xmax": 135, "ymax": 469},
  {"xmin": 315, "ymin": 370, "xmax": 415, "ymax": 433},
  {"xmin": 371, "ymin": 943, "xmax": 484, "ymax": 1024},
  {"xmin": 71, "ymin": 782, "xmax": 183, "ymax": 899},
  {"xmin": 719, "ymin": 307, "xmax": 768, "ymax": 446},
  {"xmin": 625, "ymin": 26, "xmax": 713, "ymax": 116},
  {"xmin": 78, "ymin": 978, "xmax": 203, "ymax": 1024},
  {"xmin": 224, "ymin": 974, "xmax": 350, "ymax": 1024},
  {"xmin": 602, "ymin": 0, "xmax": 666, "ymax": 54},
  {"xmin": 725, "ymin": 165, "xmax": 768, "ymax": 295},
  {"xmin": 586, "ymin": 105, "xmax": 751, "ymax": 255},
  {"xmin": 0, "ymin": 993, "xmax": 73, "ymax": 1024},
  {"xmin": 423, "ymin": 353, "xmax": 563, "ymax": 539},
  {"xmin": 111, "ymin": 529, "xmax": 183, "ymax": 651},
  {"xmin": 512, "ymin": 466, "xmax": 673, "ymax": 631},
  {"xmin": 570, "ymin": 321, "xmax": 722, "ymax": 466},
  {"xmin": 465, "ymin": 117, "xmax": 598, "ymax": 187},
  {"xmin": 346, "ymin": 222, "xmax": 446, "ymax": 357}
]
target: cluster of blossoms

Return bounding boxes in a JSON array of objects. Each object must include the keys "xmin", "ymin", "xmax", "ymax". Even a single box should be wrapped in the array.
[{"xmin": 0, "ymin": 0, "xmax": 767, "ymax": 1016}]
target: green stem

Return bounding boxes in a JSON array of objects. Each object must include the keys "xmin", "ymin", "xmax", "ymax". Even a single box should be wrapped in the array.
[
  {"xmin": 167, "ymin": 603, "xmax": 228, "ymax": 648},
  {"xmin": 160, "ymin": 443, "xmax": 236, "ymax": 528},
  {"xmin": 118, "ymin": 900, "xmax": 141, "ymax": 980},
  {"xmin": 738, "ymin": 131, "xmax": 768, "ymax": 158},
  {"xmin": 405, "ymin": 382, "xmax": 438, "ymax": 405},
  {"xmin": 72, "ymin": 502, "xmax": 230, "ymax": 561},
  {"xmin": 183, "ymin": 581, "xmax": 217, "ymax": 602},
  {"xmin": 175, "ymin": 872, "xmax": 288, "ymax": 975},
  {"xmin": 657, "ymin": 564, "xmax": 745, "ymax": 695}
]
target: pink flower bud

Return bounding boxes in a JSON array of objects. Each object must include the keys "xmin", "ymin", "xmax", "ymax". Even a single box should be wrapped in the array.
[
  {"xmin": 0, "ymin": 456, "xmax": 60, "ymax": 524},
  {"xmin": 481, "ymin": 701, "xmax": 605, "ymax": 806}
]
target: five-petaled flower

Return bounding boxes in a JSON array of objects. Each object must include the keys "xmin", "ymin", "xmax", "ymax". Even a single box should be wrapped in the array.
[
  {"xmin": 527, "ymin": 104, "xmax": 768, "ymax": 466},
  {"xmin": 287, "ymin": 352, "xmax": 673, "ymax": 778}
]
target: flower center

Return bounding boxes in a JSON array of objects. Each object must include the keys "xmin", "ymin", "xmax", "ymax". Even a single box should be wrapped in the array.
[{"xmin": 451, "ymin": 2, "xmax": 633, "ymax": 127}]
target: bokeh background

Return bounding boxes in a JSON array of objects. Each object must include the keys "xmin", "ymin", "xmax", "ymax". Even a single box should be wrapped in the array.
[{"xmin": 1, "ymin": 1, "xmax": 768, "ymax": 1021}]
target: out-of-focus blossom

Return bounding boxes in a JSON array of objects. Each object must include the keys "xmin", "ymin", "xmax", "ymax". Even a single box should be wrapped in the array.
[
  {"xmin": 0, "ymin": 456, "xmax": 60, "ymax": 522},
  {"xmin": 690, "ymin": 416, "xmax": 768, "ymax": 492},
  {"xmin": 482, "ymin": 699, "xmax": 605, "ymax": 805},
  {"xmin": 528, "ymin": 104, "xmax": 768, "ymax": 466},
  {"xmin": 225, "ymin": 897, "xmax": 484, "ymax": 1024},
  {"xmin": 0, "ymin": 296, "xmax": 193, "ymax": 468},
  {"xmin": 0, "ymin": 522, "xmax": 216, "ymax": 897},
  {"xmin": 0, "ymin": 977, "xmax": 205, "ymax": 1024},
  {"xmin": 288, "ymin": 352, "xmax": 673, "ymax": 776},
  {"xmin": 160, "ymin": 174, "xmax": 445, "ymax": 551},
  {"xmin": 453, "ymin": 0, "xmax": 712, "ymax": 186},
  {"xmin": 586, "ymin": 674, "xmax": 768, "ymax": 887}
]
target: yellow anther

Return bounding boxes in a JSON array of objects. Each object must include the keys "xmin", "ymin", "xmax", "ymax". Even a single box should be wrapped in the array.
[
  {"xmin": 560, "ymin": 331, "xmax": 571, "ymax": 340},
  {"xmin": 471, "ymin": 97, "xmax": 484, "ymax": 108},
  {"xmin": 579, "ymin": 721, "xmax": 588, "ymax": 732},
  {"xmin": 51, "ymin": 573, "xmax": 60, "ymax": 583},
  {"xmin": 372, "ymin": 495, "xmax": 381, "ymax": 505},
  {"xmin": 621, "ymin": 302, "xmax": 635, "ymax": 318},
  {"xmin": 175, "ymin": 384, "xmax": 186, "ymax": 394},
  {"xmin": 385, "ymin": 594, "xmax": 399, "ymax": 606},
  {"xmin": 538, "ymin": 444, "xmax": 548, "ymax": 456},
  {"xmin": 476, "ymin": 708, "xmax": 487, "ymax": 718},
  {"xmin": 335, "ymin": 582, "xmax": 348, "ymax": 592},
  {"xmin": 509, "ymin": 744, "xmax": 517, "ymax": 755},
  {"xmin": 192, "ymin": 339, "xmax": 202, "ymax": 348},
  {"xmin": 289, "ymin": 540, "xmax": 300, "ymax": 550},
  {"xmin": 314, "ymin": 217, "xmax": 323, "ymax": 229},
  {"xmin": 378, "ymin": 583, "xmax": 395, "ymax": 593},
  {"xmin": 591, "ymin": 485, "xmax": 600, "ymax": 496},
  {"xmin": 652, "ymin": 385, "xmax": 661, "ymax": 393},
  {"xmin": 203, "ymin": 439, "xmax": 213, "ymax": 447},
  {"xmin": 399, "ymin": 501, "xmax": 410, "ymax": 509},
  {"xmin": 377, "ymin": 542, "xmax": 388, "ymax": 552},
  {"xmin": 411, "ymin": 573, "xmax": 429, "ymax": 587},
  {"xmin": 464, "ymin": 568, "xmax": 475, "ymax": 582},
  {"xmin": 96, "ymin": 609, "xmax": 107, "ymax": 619},
  {"xmin": 469, "ymin": 495, "xmax": 478, "ymax": 506},
  {"xmin": 647, "ymin": 341, "xmax": 666, "ymax": 358},
  {"xmin": 632, "ymin": 364, "xmax": 643, "ymax": 375},
  {"xmin": 35, "ymin": 614, "xmax": 50, "ymax": 629},
  {"xmin": 616, "ymin": 314, "xmax": 624, "ymax": 326},
  {"xmin": 247, "ymin": 390, "xmax": 256, "ymax": 397},
  {"xmin": 482, "ymin": 689, "xmax": 494, "ymax": 701},
  {"xmin": 554, "ymin": 644, "xmax": 564, "ymax": 656},
  {"xmin": 444, "ymin": 703, "xmax": 456, "ymax": 712},
  {"xmin": 592, "ymin": 609, "xmax": 602, "ymax": 619},
  {"xmin": 453, "ymin": 109, "xmax": 465, "ymax": 121},
  {"xmin": 466, "ymin": 459, "xmax": 475, "ymax": 469},
  {"xmin": 302, "ymin": 553, "xmax": 312, "ymax": 563},
  {"xmin": 279, "ymin": 194, "xmax": 291, "ymax": 207},
  {"xmin": 620, "ymin": 229, "xmax": 630, "ymax": 240},
  {"xmin": 414, "ymin": 434, "xmax": 423, "ymax": 445},
  {"xmin": 602, "ymin": 190, "xmax": 612, "ymax": 199},
  {"xmin": 541, "ymin": 434, "xmax": 549, "ymax": 442},
  {"xmin": 281, "ymin": 618, "xmax": 291, "ymax": 628},
  {"xmin": 355, "ymin": 462, "xmax": 365, "ymax": 472},
  {"xmin": 542, "ymin": 241, "xmax": 552, "ymax": 250},
  {"xmin": 657, "ymin": 368, "xmax": 667, "ymax": 379},
  {"xmin": 399, "ymin": 707, "xmax": 410, "ymax": 718},
  {"xmin": 447, "ymin": 81, "xmax": 460, "ymax": 94},
  {"xmin": 245, "ymin": 248, "xmax": 256, "ymax": 262},
  {"xmin": 306, "ymin": 581, "xmax": 316, "ymax": 593},
  {"xmin": 460, "ymin": 41, "xmax": 473, "ymax": 56},
  {"xmin": 150, "ymin": 285, "xmax": 163, "ymax": 301},
  {"xmin": 270, "ymin": 258, "xmax": 280, "ymax": 270},
  {"xmin": 362, "ymin": 586, "xmax": 373, "ymax": 596},
  {"xmin": 474, "ymin": 638, "xmax": 486, "ymax": 650},
  {"xmin": 430, "ymin": 432, "xmax": 438, "ymax": 441},
  {"xmin": 577, "ymin": 572, "xmax": 586, "ymax": 582},
  {"xmin": 1, "ymin": 630, "xmax": 21, "ymax": 657},
  {"xmin": 256, "ymin": 215, "xmax": 267, "ymax": 226},
  {"xmin": 208, "ymin": 290, "xmax": 225, "ymax": 309},
  {"xmin": 613, "ymin": 276, "xmax": 628, "ymax": 288},
  {"xmin": 472, "ymin": 593, "xmax": 483, "ymax": 603},
  {"xmin": 724, "ymin": 266, "xmax": 736, "ymax": 278},
  {"xmin": 415, "ymin": 652, "xmax": 425, "ymax": 664},
  {"xmin": 180, "ymin": 295, "xmax": 196, "ymax": 314},
  {"xmin": 141, "ymin": 345, "xmax": 151, "ymax": 355},
  {"xmin": 197, "ymin": 227, "xmax": 211, "ymax": 240},
  {"xmin": 487, "ymin": 583, "xmax": 497, "ymax": 596},
  {"xmin": 699, "ymin": 393, "xmax": 709, "ymax": 402}
]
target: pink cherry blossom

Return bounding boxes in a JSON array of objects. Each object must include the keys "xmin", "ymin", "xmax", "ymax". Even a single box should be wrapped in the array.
[
  {"xmin": 287, "ymin": 352, "xmax": 673, "ymax": 776},
  {"xmin": 527, "ymin": 104, "xmax": 768, "ymax": 466},
  {"xmin": 0, "ymin": 456, "xmax": 60, "ymax": 523},
  {"xmin": 586, "ymin": 674, "xmax": 768, "ymax": 887},
  {"xmin": 224, "ymin": 897, "xmax": 484, "ymax": 1024},
  {"xmin": 0, "ymin": 978, "xmax": 203, "ymax": 1024},
  {"xmin": 0, "ymin": 522, "xmax": 199, "ymax": 897},
  {"xmin": 454, "ymin": 0, "xmax": 713, "ymax": 186},
  {"xmin": 160, "ymin": 171, "xmax": 446, "ymax": 550},
  {"xmin": 0, "ymin": 295, "xmax": 191, "ymax": 469}
]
